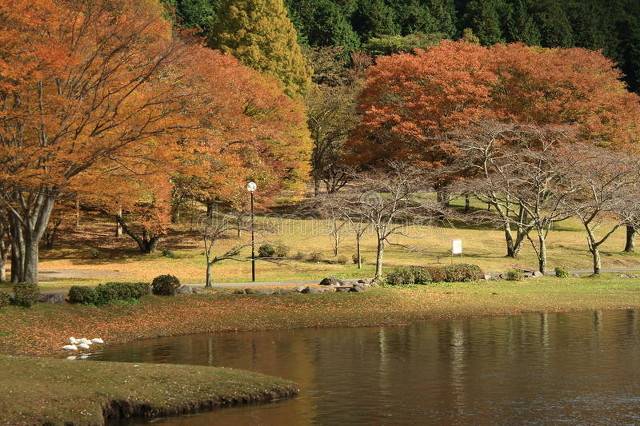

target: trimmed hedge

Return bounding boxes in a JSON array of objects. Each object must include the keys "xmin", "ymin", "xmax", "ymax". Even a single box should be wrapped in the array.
[
  {"xmin": 444, "ymin": 264, "xmax": 484, "ymax": 282},
  {"xmin": 0, "ymin": 292, "xmax": 10, "ymax": 309},
  {"xmin": 13, "ymin": 283, "xmax": 40, "ymax": 308},
  {"xmin": 424, "ymin": 266, "xmax": 448, "ymax": 283},
  {"xmin": 386, "ymin": 266, "xmax": 432, "ymax": 286},
  {"xmin": 68, "ymin": 282, "xmax": 150, "ymax": 305},
  {"xmin": 152, "ymin": 275, "xmax": 180, "ymax": 296}
]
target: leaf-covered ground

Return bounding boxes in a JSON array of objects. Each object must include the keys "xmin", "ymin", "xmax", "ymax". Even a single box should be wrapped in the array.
[{"xmin": 3, "ymin": 276, "xmax": 640, "ymax": 357}]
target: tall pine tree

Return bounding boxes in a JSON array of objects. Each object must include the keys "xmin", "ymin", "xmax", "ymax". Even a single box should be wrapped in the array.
[{"xmin": 211, "ymin": 0, "xmax": 312, "ymax": 97}]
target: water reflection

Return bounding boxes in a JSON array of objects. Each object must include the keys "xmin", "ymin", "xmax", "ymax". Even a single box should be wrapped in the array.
[{"xmin": 94, "ymin": 310, "xmax": 640, "ymax": 425}]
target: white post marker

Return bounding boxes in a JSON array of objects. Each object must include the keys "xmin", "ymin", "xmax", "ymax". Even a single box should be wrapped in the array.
[{"xmin": 451, "ymin": 239, "xmax": 463, "ymax": 264}]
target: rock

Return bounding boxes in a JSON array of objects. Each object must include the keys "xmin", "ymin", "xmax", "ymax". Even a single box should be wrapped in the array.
[
  {"xmin": 78, "ymin": 342, "xmax": 91, "ymax": 350},
  {"xmin": 350, "ymin": 284, "xmax": 367, "ymax": 293},
  {"xmin": 484, "ymin": 274, "xmax": 493, "ymax": 281},
  {"xmin": 255, "ymin": 290, "xmax": 274, "ymax": 295},
  {"xmin": 532, "ymin": 271, "xmax": 544, "ymax": 278},
  {"xmin": 319, "ymin": 277, "xmax": 343, "ymax": 286},
  {"xmin": 176, "ymin": 285, "xmax": 194, "ymax": 295},
  {"xmin": 336, "ymin": 286, "xmax": 352, "ymax": 293},
  {"xmin": 68, "ymin": 337, "xmax": 78, "ymax": 345},
  {"xmin": 307, "ymin": 287, "xmax": 322, "ymax": 294},
  {"xmin": 233, "ymin": 289, "xmax": 246, "ymax": 295},
  {"xmin": 244, "ymin": 288, "xmax": 256, "ymax": 295},
  {"xmin": 295, "ymin": 286, "xmax": 308, "ymax": 293},
  {"xmin": 39, "ymin": 293, "xmax": 65, "ymax": 304},
  {"xmin": 91, "ymin": 338, "xmax": 104, "ymax": 344},
  {"xmin": 299, "ymin": 286, "xmax": 312, "ymax": 294}
]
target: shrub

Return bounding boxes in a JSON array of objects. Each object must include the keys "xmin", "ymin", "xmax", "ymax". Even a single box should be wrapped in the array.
[
  {"xmin": 352, "ymin": 254, "xmax": 366, "ymax": 265},
  {"xmin": 0, "ymin": 292, "xmax": 10, "ymax": 309},
  {"xmin": 162, "ymin": 249, "xmax": 176, "ymax": 259},
  {"xmin": 336, "ymin": 255, "xmax": 348, "ymax": 264},
  {"xmin": 274, "ymin": 243, "xmax": 289, "ymax": 258},
  {"xmin": 555, "ymin": 266, "xmax": 570, "ymax": 278},
  {"xmin": 293, "ymin": 251, "xmax": 305, "ymax": 261},
  {"xmin": 411, "ymin": 266, "xmax": 432, "ymax": 285},
  {"xmin": 152, "ymin": 275, "xmax": 181, "ymax": 296},
  {"xmin": 505, "ymin": 269, "xmax": 525, "ymax": 281},
  {"xmin": 444, "ymin": 264, "xmax": 484, "ymax": 282},
  {"xmin": 258, "ymin": 244, "xmax": 275, "ymax": 258},
  {"xmin": 308, "ymin": 251, "xmax": 323, "ymax": 262},
  {"xmin": 386, "ymin": 267, "xmax": 416, "ymax": 286},
  {"xmin": 68, "ymin": 286, "xmax": 97, "ymax": 305},
  {"xmin": 424, "ymin": 266, "xmax": 448, "ymax": 283},
  {"xmin": 13, "ymin": 283, "xmax": 40, "ymax": 308},
  {"xmin": 69, "ymin": 283, "xmax": 150, "ymax": 305}
]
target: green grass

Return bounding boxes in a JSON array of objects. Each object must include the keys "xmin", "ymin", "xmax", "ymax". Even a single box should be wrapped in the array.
[
  {"xmin": 0, "ymin": 355, "xmax": 298, "ymax": 426},
  {"xmin": 36, "ymin": 207, "xmax": 640, "ymax": 291}
]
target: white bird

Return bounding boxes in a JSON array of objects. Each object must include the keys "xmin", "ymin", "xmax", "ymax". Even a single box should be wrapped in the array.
[
  {"xmin": 79, "ymin": 338, "xmax": 92, "ymax": 345},
  {"xmin": 91, "ymin": 338, "xmax": 104, "ymax": 344},
  {"xmin": 68, "ymin": 337, "xmax": 78, "ymax": 344},
  {"xmin": 78, "ymin": 342, "xmax": 91, "ymax": 350},
  {"xmin": 66, "ymin": 355, "xmax": 77, "ymax": 360},
  {"xmin": 63, "ymin": 344, "xmax": 78, "ymax": 351},
  {"xmin": 79, "ymin": 354, "xmax": 89, "ymax": 359}
]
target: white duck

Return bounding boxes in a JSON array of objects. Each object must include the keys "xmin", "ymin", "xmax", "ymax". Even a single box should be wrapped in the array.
[
  {"xmin": 63, "ymin": 344, "xmax": 78, "ymax": 351},
  {"xmin": 91, "ymin": 338, "xmax": 104, "ymax": 344}
]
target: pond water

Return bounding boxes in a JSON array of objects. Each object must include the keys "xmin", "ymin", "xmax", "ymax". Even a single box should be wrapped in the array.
[{"xmin": 91, "ymin": 310, "xmax": 640, "ymax": 425}]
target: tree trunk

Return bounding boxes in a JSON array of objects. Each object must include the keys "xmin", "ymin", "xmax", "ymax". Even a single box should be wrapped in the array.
[
  {"xmin": 464, "ymin": 195, "xmax": 470, "ymax": 213},
  {"xmin": 333, "ymin": 221, "xmax": 340, "ymax": 257},
  {"xmin": 625, "ymin": 225, "xmax": 636, "ymax": 253},
  {"xmin": 356, "ymin": 234, "xmax": 362, "ymax": 269},
  {"xmin": 116, "ymin": 209, "xmax": 123, "ymax": 238},
  {"xmin": 590, "ymin": 247, "xmax": 602, "ymax": 275},
  {"xmin": 313, "ymin": 178, "xmax": 321, "ymax": 197},
  {"xmin": 504, "ymin": 223, "xmax": 516, "ymax": 257},
  {"xmin": 537, "ymin": 233, "xmax": 547, "ymax": 274},
  {"xmin": 22, "ymin": 237, "xmax": 39, "ymax": 283},
  {"xmin": 0, "ymin": 240, "xmax": 7, "ymax": 283},
  {"xmin": 206, "ymin": 203, "xmax": 214, "ymax": 218},
  {"xmin": 375, "ymin": 238, "xmax": 384, "ymax": 280},
  {"xmin": 205, "ymin": 262, "xmax": 213, "ymax": 288},
  {"xmin": 75, "ymin": 198, "xmax": 81, "ymax": 228}
]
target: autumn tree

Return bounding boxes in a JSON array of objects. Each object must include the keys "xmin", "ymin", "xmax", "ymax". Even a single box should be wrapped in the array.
[
  {"xmin": 210, "ymin": 0, "xmax": 313, "ymax": 97},
  {"xmin": 0, "ymin": 0, "xmax": 202, "ymax": 283}
]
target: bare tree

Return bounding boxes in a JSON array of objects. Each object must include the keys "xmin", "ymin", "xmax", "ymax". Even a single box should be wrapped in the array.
[
  {"xmin": 456, "ymin": 122, "xmax": 578, "ymax": 273},
  {"xmin": 566, "ymin": 146, "xmax": 640, "ymax": 275},
  {"xmin": 323, "ymin": 193, "xmax": 370, "ymax": 269},
  {"xmin": 199, "ymin": 213, "xmax": 249, "ymax": 288},
  {"xmin": 345, "ymin": 164, "xmax": 443, "ymax": 280}
]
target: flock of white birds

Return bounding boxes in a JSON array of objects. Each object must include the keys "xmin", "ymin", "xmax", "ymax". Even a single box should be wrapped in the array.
[{"xmin": 63, "ymin": 337, "xmax": 104, "ymax": 359}]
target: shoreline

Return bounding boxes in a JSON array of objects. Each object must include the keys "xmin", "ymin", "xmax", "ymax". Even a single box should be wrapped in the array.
[{"xmin": 3, "ymin": 276, "xmax": 640, "ymax": 357}]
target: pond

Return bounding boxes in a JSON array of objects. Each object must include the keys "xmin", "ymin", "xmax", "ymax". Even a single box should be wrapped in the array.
[{"xmin": 91, "ymin": 310, "xmax": 640, "ymax": 425}]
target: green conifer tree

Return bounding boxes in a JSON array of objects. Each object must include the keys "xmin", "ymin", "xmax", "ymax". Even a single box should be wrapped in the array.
[
  {"xmin": 211, "ymin": 0, "xmax": 313, "ymax": 97},
  {"xmin": 464, "ymin": 0, "xmax": 506, "ymax": 45}
]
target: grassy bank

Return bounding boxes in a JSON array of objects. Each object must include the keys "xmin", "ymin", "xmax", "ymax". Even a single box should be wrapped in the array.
[
  {"xmin": 0, "ymin": 355, "xmax": 298, "ymax": 426},
  {"xmin": 3, "ymin": 275, "xmax": 640, "ymax": 357}
]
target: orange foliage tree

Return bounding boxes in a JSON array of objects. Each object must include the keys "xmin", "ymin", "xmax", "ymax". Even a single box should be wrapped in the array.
[
  {"xmin": 0, "ymin": 0, "xmax": 310, "ymax": 280},
  {"xmin": 348, "ymin": 41, "xmax": 640, "ymax": 169}
]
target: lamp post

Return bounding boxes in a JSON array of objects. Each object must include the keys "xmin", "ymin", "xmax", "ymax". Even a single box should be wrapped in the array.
[{"xmin": 247, "ymin": 181, "xmax": 257, "ymax": 282}]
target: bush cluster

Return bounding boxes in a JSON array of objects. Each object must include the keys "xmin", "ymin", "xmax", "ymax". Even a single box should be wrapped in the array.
[
  {"xmin": 274, "ymin": 243, "xmax": 289, "ymax": 258},
  {"xmin": 258, "ymin": 244, "xmax": 275, "ymax": 258},
  {"xmin": 505, "ymin": 269, "xmax": 525, "ymax": 281},
  {"xmin": 0, "ymin": 292, "xmax": 10, "ymax": 309},
  {"xmin": 151, "ymin": 274, "xmax": 181, "ymax": 296},
  {"xmin": 308, "ymin": 251, "xmax": 323, "ymax": 262},
  {"xmin": 387, "ymin": 264, "xmax": 485, "ymax": 284},
  {"xmin": 68, "ymin": 282, "xmax": 150, "ymax": 305},
  {"xmin": 443, "ymin": 264, "xmax": 484, "ymax": 282},
  {"xmin": 386, "ymin": 266, "xmax": 432, "ymax": 286},
  {"xmin": 352, "ymin": 254, "xmax": 366, "ymax": 265},
  {"xmin": 555, "ymin": 266, "xmax": 570, "ymax": 278},
  {"xmin": 13, "ymin": 283, "xmax": 40, "ymax": 307},
  {"xmin": 336, "ymin": 255, "xmax": 348, "ymax": 265}
]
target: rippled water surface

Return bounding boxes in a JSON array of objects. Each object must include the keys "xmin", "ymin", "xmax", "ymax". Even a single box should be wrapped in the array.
[{"xmin": 92, "ymin": 310, "xmax": 640, "ymax": 425}]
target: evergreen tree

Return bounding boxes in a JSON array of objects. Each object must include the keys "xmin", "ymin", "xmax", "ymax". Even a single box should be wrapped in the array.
[
  {"xmin": 464, "ymin": 0, "xmax": 506, "ymax": 45},
  {"xmin": 507, "ymin": 0, "xmax": 541, "ymax": 45},
  {"xmin": 427, "ymin": 0, "xmax": 457, "ymax": 37},
  {"xmin": 286, "ymin": 0, "xmax": 360, "ymax": 52},
  {"xmin": 210, "ymin": 0, "xmax": 312, "ymax": 97},
  {"xmin": 388, "ymin": 0, "xmax": 437, "ymax": 35},
  {"xmin": 176, "ymin": 0, "xmax": 218, "ymax": 32},
  {"xmin": 351, "ymin": 0, "xmax": 400, "ymax": 41},
  {"xmin": 530, "ymin": 0, "xmax": 573, "ymax": 47}
]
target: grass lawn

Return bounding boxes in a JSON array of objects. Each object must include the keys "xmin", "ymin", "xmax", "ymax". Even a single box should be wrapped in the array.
[
  {"xmin": 34, "ymin": 202, "xmax": 640, "ymax": 290},
  {"xmin": 3, "ymin": 275, "xmax": 640, "ymax": 357},
  {"xmin": 0, "ymin": 355, "xmax": 297, "ymax": 426}
]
